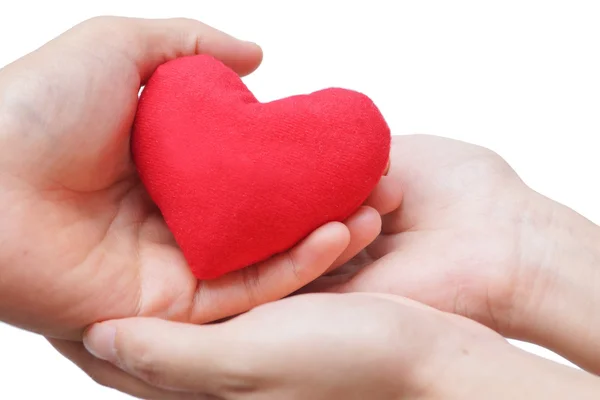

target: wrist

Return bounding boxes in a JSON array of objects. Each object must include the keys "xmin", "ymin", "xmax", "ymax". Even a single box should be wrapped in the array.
[{"xmin": 507, "ymin": 189, "xmax": 600, "ymax": 372}]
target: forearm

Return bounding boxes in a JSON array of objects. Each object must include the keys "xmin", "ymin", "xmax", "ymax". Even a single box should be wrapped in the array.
[
  {"xmin": 510, "ymin": 191, "xmax": 600, "ymax": 373},
  {"xmin": 427, "ymin": 341, "xmax": 600, "ymax": 399}
]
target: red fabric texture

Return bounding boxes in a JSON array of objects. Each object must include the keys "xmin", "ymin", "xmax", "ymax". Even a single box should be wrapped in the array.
[{"xmin": 132, "ymin": 55, "xmax": 391, "ymax": 280}]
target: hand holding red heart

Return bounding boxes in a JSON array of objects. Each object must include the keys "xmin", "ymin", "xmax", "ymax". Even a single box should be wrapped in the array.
[{"xmin": 0, "ymin": 16, "xmax": 399, "ymax": 340}]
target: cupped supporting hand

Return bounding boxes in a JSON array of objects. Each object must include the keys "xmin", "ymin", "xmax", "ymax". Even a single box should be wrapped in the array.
[
  {"xmin": 52, "ymin": 293, "xmax": 600, "ymax": 400},
  {"xmin": 307, "ymin": 134, "xmax": 600, "ymax": 374}
]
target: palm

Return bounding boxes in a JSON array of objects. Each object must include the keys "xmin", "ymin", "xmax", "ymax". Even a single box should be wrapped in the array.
[
  {"xmin": 313, "ymin": 134, "xmax": 534, "ymax": 330},
  {"xmin": 0, "ymin": 24, "xmax": 198, "ymax": 338}
]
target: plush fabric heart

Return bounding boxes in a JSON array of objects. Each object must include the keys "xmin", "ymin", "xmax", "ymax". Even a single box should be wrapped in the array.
[{"xmin": 132, "ymin": 55, "xmax": 390, "ymax": 280}]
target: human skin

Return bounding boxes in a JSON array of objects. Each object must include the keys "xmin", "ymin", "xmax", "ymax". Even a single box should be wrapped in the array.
[
  {"xmin": 0, "ymin": 16, "xmax": 401, "ymax": 340},
  {"xmin": 307, "ymin": 133, "xmax": 600, "ymax": 374},
  {"xmin": 48, "ymin": 292, "xmax": 600, "ymax": 400},
  {"xmin": 4, "ymin": 14, "xmax": 598, "ymax": 400}
]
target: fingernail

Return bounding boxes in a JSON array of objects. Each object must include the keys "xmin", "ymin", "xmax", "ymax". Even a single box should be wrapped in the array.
[
  {"xmin": 383, "ymin": 158, "xmax": 390, "ymax": 175},
  {"xmin": 83, "ymin": 323, "xmax": 117, "ymax": 363}
]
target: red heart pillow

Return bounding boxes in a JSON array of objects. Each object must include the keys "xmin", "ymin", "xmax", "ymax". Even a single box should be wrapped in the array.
[{"xmin": 132, "ymin": 55, "xmax": 390, "ymax": 280}]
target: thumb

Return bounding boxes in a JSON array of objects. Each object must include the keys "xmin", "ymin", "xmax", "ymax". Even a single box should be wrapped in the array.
[
  {"xmin": 0, "ymin": 16, "xmax": 262, "ymax": 189},
  {"xmin": 82, "ymin": 317, "xmax": 255, "ymax": 395},
  {"xmin": 1, "ymin": 16, "xmax": 262, "ymax": 83},
  {"xmin": 58, "ymin": 16, "xmax": 263, "ymax": 81}
]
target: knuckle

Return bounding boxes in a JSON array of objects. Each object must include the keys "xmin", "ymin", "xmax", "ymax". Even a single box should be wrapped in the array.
[
  {"xmin": 166, "ymin": 17, "xmax": 197, "ymax": 26},
  {"xmin": 284, "ymin": 252, "xmax": 302, "ymax": 282},
  {"xmin": 474, "ymin": 149, "xmax": 516, "ymax": 179},
  {"xmin": 215, "ymin": 357, "xmax": 263, "ymax": 394},
  {"xmin": 73, "ymin": 16, "xmax": 133, "ymax": 40},
  {"xmin": 477, "ymin": 146, "xmax": 508, "ymax": 165},
  {"xmin": 241, "ymin": 266, "xmax": 262, "ymax": 308},
  {"xmin": 77, "ymin": 15, "xmax": 121, "ymax": 31},
  {"xmin": 168, "ymin": 19, "xmax": 214, "ymax": 55}
]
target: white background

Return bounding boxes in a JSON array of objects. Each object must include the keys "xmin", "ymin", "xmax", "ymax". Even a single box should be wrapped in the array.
[{"xmin": 1, "ymin": 1, "xmax": 598, "ymax": 398}]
